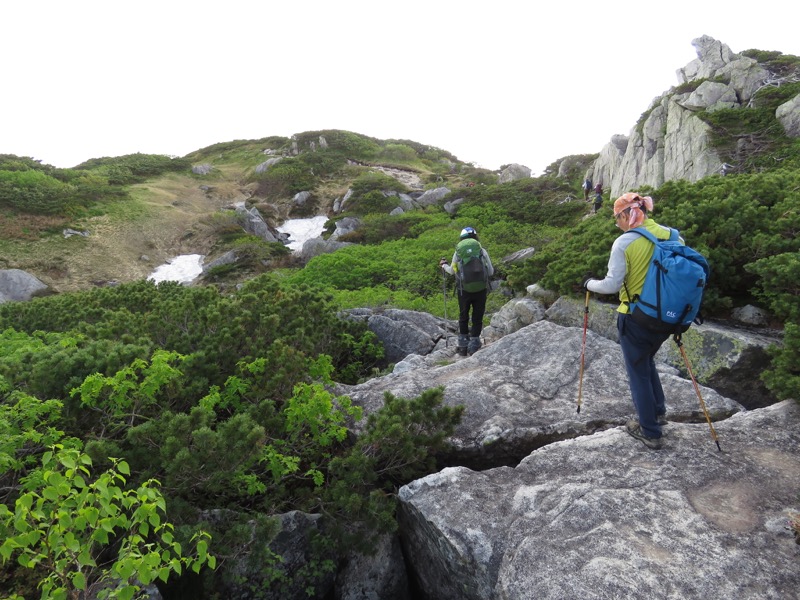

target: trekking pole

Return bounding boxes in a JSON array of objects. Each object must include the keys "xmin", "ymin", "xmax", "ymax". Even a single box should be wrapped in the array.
[
  {"xmin": 441, "ymin": 260, "xmax": 449, "ymax": 348},
  {"xmin": 576, "ymin": 291, "xmax": 590, "ymax": 414},
  {"xmin": 674, "ymin": 335, "xmax": 722, "ymax": 452}
]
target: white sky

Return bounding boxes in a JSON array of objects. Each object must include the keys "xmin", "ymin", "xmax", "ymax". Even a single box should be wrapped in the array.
[{"xmin": 3, "ymin": 1, "xmax": 799, "ymax": 176}]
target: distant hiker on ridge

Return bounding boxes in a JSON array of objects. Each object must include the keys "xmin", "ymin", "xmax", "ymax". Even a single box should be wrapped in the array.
[
  {"xmin": 593, "ymin": 188, "xmax": 603, "ymax": 214},
  {"xmin": 582, "ymin": 177, "xmax": 593, "ymax": 201},
  {"xmin": 440, "ymin": 227, "xmax": 494, "ymax": 356}
]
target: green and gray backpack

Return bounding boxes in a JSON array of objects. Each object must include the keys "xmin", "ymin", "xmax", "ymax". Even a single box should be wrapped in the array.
[{"xmin": 456, "ymin": 238, "xmax": 488, "ymax": 293}]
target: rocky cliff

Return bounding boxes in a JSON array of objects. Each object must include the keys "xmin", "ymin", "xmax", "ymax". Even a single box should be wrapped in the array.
[{"xmin": 591, "ymin": 35, "xmax": 800, "ymax": 197}]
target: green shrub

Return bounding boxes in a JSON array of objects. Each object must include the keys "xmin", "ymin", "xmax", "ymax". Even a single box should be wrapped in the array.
[
  {"xmin": 380, "ymin": 143, "xmax": 417, "ymax": 162},
  {"xmin": 350, "ymin": 171, "xmax": 407, "ymax": 196},
  {"xmin": 762, "ymin": 322, "xmax": 800, "ymax": 401},
  {"xmin": 0, "ymin": 169, "xmax": 76, "ymax": 214},
  {"xmin": 293, "ymin": 130, "xmax": 382, "ymax": 160},
  {"xmin": 74, "ymin": 153, "xmax": 191, "ymax": 184},
  {"xmin": 253, "ymin": 158, "xmax": 316, "ymax": 198},
  {"xmin": 0, "ymin": 277, "xmax": 384, "ymax": 400},
  {"xmin": 745, "ymin": 252, "xmax": 800, "ymax": 322},
  {"xmin": 355, "ymin": 212, "xmax": 446, "ymax": 245}
]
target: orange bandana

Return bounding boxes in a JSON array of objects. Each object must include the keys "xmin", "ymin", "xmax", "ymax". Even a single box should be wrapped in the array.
[{"xmin": 613, "ymin": 193, "xmax": 654, "ymax": 229}]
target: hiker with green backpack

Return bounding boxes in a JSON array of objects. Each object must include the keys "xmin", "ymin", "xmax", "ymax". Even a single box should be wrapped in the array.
[
  {"xmin": 582, "ymin": 193, "xmax": 709, "ymax": 450},
  {"xmin": 440, "ymin": 226, "xmax": 494, "ymax": 356}
]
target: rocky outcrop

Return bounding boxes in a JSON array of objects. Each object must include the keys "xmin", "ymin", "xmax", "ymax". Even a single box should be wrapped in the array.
[
  {"xmin": 293, "ymin": 191, "xmax": 312, "ymax": 207},
  {"xmin": 542, "ymin": 296, "xmax": 782, "ymax": 392},
  {"xmin": 777, "ymin": 93, "xmax": 800, "ymax": 137},
  {"xmin": 335, "ymin": 535, "xmax": 411, "ymax": 600},
  {"xmin": 341, "ymin": 294, "xmax": 780, "ymax": 412},
  {"xmin": 191, "ymin": 164, "xmax": 212, "ymax": 175},
  {"xmin": 498, "ymin": 163, "xmax": 531, "ymax": 183},
  {"xmin": 233, "ymin": 203, "xmax": 288, "ymax": 244},
  {"xmin": 344, "ymin": 308, "xmax": 450, "ymax": 364},
  {"xmin": 201, "ymin": 250, "xmax": 238, "ymax": 273},
  {"xmin": 255, "ymin": 157, "xmax": 283, "ymax": 173},
  {"xmin": 482, "ymin": 297, "xmax": 546, "ymax": 342},
  {"xmin": 414, "ymin": 187, "xmax": 451, "ymax": 207},
  {"xmin": 0, "ymin": 269, "xmax": 50, "ymax": 303},
  {"xmin": 499, "ymin": 247, "xmax": 536, "ymax": 265},
  {"xmin": 370, "ymin": 165, "xmax": 424, "ymax": 190},
  {"xmin": 593, "ymin": 36, "xmax": 771, "ymax": 197},
  {"xmin": 398, "ymin": 400, "xmax": 800, "ymax": 600},
  {"xmin": 299, "ymin": 238, "xmax": 353, "ymax": 263},
  {"xmin": 333, "ymin": 189, "xmax": 353, "ymax": 213},
  {"xmin": 443, "ymin": 196, "xmax": 465, "ymax": 215},
  {"xmin": 329, "ymin": 216, "xmax": 361, "ymax": 241},
  {"xmin": 282, "ymin": 298, "xmax": 787, "ymax": 598}
]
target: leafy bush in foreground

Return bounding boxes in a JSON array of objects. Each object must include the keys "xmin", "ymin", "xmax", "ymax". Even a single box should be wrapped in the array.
[{"xmin": 0, "ymin": 394, "xmax": 213, "ymax": 599}]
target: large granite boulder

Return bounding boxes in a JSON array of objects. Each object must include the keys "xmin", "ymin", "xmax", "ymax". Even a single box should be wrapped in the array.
[
  {"xmin": 344, "ymin": 308, "xmax": 449, "ymax": 364},
  {"xmin": 497, "ymin": 163, "xmax": 531, "ymax": 183},
  {"xmin": 234, "ymin": 204, "xmax": 287, "ymax": 243},
  {"xmin": 542, "ymin": 295, "xmax": 783, "ymax": 407},
  {"xmin": 329, "ymin": 216, "xmax": 361, "ymax": 241},
  {"xmin": 776, "ymin": 92, "xmax": 800, "ymax": 138},
  {"xmin": 482, "ymin": 297, "xmax": 546, "ymax": 342},
  {"xmin": 398, "ymin": 400, "xmax": 800, "ymax": 600},
  {"xmin": 0, "ymin": 269, "xmax": 50, "ymax": 303},
  {"xmin": 299, "ymin": 237, "xmax": 353, "ymax": 262},
  {"xmin": 414, "ymin": 187, "xmax": 451, "ymax": 207},
  {"xmin": 335, "ymin": 534, "xmax": 411, "ymax": 600},
  {"xmin": 335, "ymin": 320, "xmax": 742, "ymax": 467}
]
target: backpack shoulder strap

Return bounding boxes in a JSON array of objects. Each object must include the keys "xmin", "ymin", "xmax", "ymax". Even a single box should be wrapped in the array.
[
  {"xmin": 622, "ymin": 228, "xmax": 659, "ymax": 304},
  {"xmin": 627, "ymin": 227, "xmax": 659, "ymax": 245}
]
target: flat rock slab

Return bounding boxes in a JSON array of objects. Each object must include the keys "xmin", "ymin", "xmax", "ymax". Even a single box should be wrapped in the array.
[
  {"xmin": 398, "ymin": 400, "xmax": 800, "ymax": 600},
  {"xmin": 336, "ymin": 321, "xmax": 743, "ymax": 466}
]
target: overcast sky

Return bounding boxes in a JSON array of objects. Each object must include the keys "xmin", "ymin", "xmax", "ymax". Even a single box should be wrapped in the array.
[{"xmin": 3, "ymin": 1, "xmax": 799, "ymax": 175}]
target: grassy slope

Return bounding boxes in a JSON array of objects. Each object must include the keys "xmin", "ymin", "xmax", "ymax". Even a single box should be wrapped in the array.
[
  {"xmin": 0, "ymin": 139, "xmax": 468, "ymax": 294},
  {"xmin": 1, "ymin": 170, "xmax": 255, "ymax": 293}
]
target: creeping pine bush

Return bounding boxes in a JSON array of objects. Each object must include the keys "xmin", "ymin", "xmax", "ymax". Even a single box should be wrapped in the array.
[
  {"xmin": 0, "ymin": 169, "xmax": 76, "ymax": 214},
  {"xmin": 74, "ymin": 153, "xmax": 192, "ymax": 185},
  {"xmin": 253, "ymin": 158, "xmax": 317, "ymax": 197}
]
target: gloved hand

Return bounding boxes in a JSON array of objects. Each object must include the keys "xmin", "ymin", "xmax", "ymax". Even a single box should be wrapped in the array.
[
  {"xmin": 581, "ymin": 275, "xmax": 595, "ymax": 291},
  {"xmin": 439, "ymin": 258, "xmax": 448, "ymax": 268}
]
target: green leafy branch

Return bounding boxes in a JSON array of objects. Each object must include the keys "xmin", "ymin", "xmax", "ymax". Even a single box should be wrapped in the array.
[
  {"xmin": 0, "ymin": 445, "xmax": 214, "ymax": 600},
  {"xmin": 71, "ymin": 350, "xmax": 185, "ymax": 436}
]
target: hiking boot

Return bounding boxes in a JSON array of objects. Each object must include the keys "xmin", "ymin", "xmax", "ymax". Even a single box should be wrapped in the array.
[
  {"xmin": 456, "ymin": 334, "xmax": 469, "ymax": 356},
  {"xmin": 625, "ymin": 420, "xmax": 663, "ymax": 450},
  {"xmin": 467, "ymin": 336, "xmax": 482, "ymax": 355},
  {"xmin": 657, "ymin": 414, "xmax": 668, "ymax": 426}
]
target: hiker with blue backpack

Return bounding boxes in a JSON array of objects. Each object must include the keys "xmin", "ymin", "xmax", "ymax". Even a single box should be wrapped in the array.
[
  {"xmin": 440, "ymin": 226, "xmax": 494, "ymax": 356},
  {"xmin": 582, "ymin": 177, "xmax": 593, "ymax": 201},
  {"xmin": 581, "ymin": 193, "xmax": 709, "ymax": 450}
]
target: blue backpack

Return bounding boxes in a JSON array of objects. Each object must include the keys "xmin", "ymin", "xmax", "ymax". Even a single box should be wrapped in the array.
[{"xmin": 626, "ymin": 228, "xmax": 710, "ymax": 335}]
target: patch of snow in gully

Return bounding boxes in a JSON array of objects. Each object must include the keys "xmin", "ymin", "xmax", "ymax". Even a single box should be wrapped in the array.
[
  {"xmin": 277, "ymin": 215, "xmax": 328, "ymax": 251},
  {"xmin": 147, "ymin": 254, "xmax": 205, "ymax": 284}
]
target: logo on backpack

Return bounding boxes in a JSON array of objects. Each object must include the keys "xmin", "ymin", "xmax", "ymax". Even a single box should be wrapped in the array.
[
  {"xmin": 626, "ymin": 228, "xmax": 710, "ymax": 335},
  {"xmin": 455, "ymin": 238, "xmax": 488, "ymax": 293}
]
